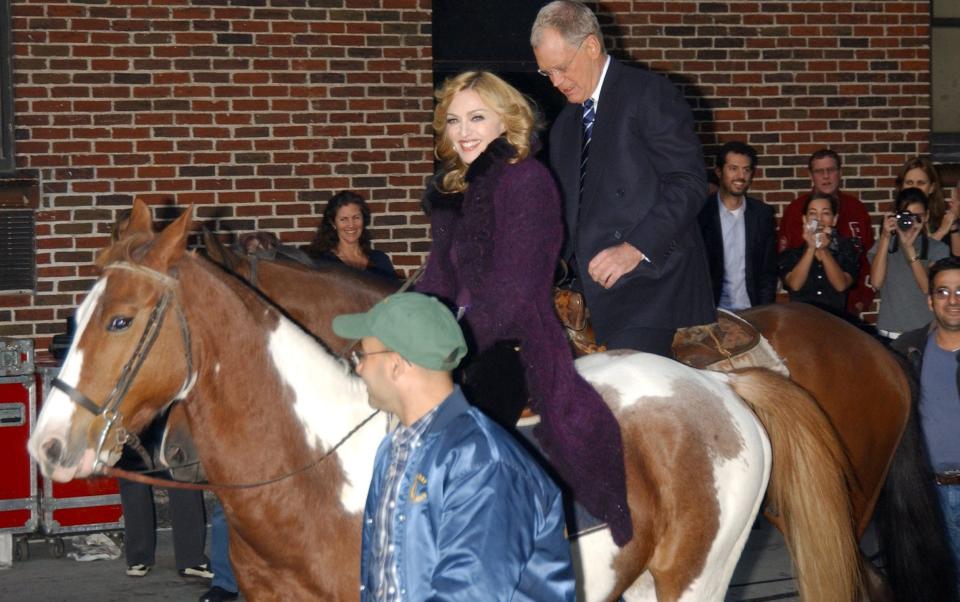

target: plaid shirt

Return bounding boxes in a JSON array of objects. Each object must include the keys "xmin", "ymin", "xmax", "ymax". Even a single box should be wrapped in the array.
[{"xmin": 369, "ymin": 406, "xmax": 439, "ymax": 601}]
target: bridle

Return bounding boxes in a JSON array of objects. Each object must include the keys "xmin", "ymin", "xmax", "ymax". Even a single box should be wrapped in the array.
[
  {"xmin": 53, "ymin": 255, "xmax": 421, "ymax": 491},
  {"xmin": 53, "ymin": 259, "xmax": 386, "ymax": 492},
  {"xmin": 51, "ymin": 262, "xmax": 194, "ymax": 473}
]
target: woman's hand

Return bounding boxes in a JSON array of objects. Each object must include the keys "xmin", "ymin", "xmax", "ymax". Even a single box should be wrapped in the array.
[
  {"xmin": 939, "ymin": 211, "xmax": 958, "ymax": 235},
  {"xmin": 896, "ymin": 218, "xmax": 922, "ymax": 248},
  {"xmin": 880, "ymin": 214, "xmax": 897, "ymax": 240},
  {"xmin": 801, "ymin": 217, "xmax": 818, "ymax": 249}
]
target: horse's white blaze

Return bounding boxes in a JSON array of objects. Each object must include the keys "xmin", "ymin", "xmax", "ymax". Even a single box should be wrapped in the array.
[
  {"xmin": 29, "ymin": 277, "xmax": 109, "ymax": 457},
  {"xmin": 267, "ymin": 319, "xmax": 384, "ymax": 513}
]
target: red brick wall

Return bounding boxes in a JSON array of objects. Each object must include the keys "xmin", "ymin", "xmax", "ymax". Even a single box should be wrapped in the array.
[
  {"xmin": 2, "ymin": 0, "xmax": 933, "ymax": 346},
  {"xmin": 598, "ymin": 0, "xmax": 930, "ymax": 213},
  {"xmin": 2, "ymin": 0, "xmax": 434, "ymax": 348}
]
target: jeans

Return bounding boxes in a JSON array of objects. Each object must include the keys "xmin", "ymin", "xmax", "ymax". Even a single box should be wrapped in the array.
[
  {"xmin": 211, "ymin": 502, "xmax": 238, "ymax": 593},
  {"xmin": 937, "ymin": 484, "xmax": 960, "ymax": 576}
]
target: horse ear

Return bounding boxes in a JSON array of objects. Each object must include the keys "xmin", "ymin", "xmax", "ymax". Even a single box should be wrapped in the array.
[
  {"xmin": 124, "ymin": 198, "xmax": 154, "ymax": 238},
  {"xmin": 145, "ymin": 205, "xmax": 193, "ymax": 270},
  {"xmin": 202, "ymin": 227, "xmax": 237, "ymax": 271}
]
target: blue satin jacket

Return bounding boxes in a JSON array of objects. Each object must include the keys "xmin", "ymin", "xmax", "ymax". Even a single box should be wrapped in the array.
[{"xmin": 359, "ymin": 387, "xmax": 575, "ymax": 601}]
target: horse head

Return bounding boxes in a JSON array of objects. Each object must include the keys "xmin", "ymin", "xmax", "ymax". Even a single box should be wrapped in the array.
[{"xmin": 29, "ymin": 199, "xmax": 195, "ymax": 482}]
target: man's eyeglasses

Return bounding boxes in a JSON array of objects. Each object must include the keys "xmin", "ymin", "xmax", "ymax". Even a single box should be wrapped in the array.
[
  {"xmin": 537, "ymin": 39, "xmax": 586, "ymax": 79},
  {"xmin": 349, "ymin": 348, "xmax": 393, "ymax": 368},
  {"xmin": 932, "ymin": 288, "xmax": 960, "ymax": 301}
]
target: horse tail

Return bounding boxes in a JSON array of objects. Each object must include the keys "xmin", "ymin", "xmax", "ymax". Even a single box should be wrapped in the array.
[
  {"xmin": 874, "ymin": 354, "xmax": 959, "ymax": 602},
  {"xmin": 729, "ymin": 368, "xmax": 861, "ymax": 602}
]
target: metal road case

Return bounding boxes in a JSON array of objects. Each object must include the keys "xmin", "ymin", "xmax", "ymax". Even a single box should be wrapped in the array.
[
  {"xmin": 0, "ymin": 374, "xmax": 39, "ymax": 561},
  {"xmin": 0, "ymin": 338, "xmax": 34, "ymax": 377},
  {"xmin": 35, "ymin": 364, "xmax": 123, "ymax": 557}
]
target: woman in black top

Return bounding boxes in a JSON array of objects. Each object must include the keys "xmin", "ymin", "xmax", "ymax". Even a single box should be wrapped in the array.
[
  {"xmin": 779, "ymin": 192, "xmax": 860, "ymax": 313},
  {"xmin": 306, "ymin": 191, "xmax": 397, "ymax": 281}
]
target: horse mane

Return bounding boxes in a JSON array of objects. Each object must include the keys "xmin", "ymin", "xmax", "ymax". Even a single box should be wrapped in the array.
[{"xmin": 95, "ymin": 231, "xmax": 157, "ymax": 268}]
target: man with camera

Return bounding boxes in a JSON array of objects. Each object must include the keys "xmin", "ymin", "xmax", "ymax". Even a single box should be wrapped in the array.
[
  {"xmin": 778, "ymin": 149, "xmax": 874, "ymax": 314},
  {"xmin": 869, "ymin": 187, "xmax": 949, "ymax": 339}
]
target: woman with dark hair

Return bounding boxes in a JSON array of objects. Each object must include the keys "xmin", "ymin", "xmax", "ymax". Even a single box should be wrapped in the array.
[
  {"xmin": 779, "ymin": 192, "xmax": 861, "ymax": 313},
  {"xmin": 894, "ymin": 157, "xmax": 960, "ymax": 256},
  {"xmin": 307, "ymin": 190, "xmax": 397, "ymax": 281},
  {"xmin": 415, "ymin": 70, "xmax": 633, "ymax": 547},
  {"xmin": 869, "ymin": 187, "xmax": 950, "ymax": 339}
]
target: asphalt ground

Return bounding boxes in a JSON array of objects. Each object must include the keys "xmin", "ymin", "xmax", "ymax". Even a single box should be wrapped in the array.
[{"xmin": 0, "ymin": 520, "xmax": 798, "ymax": 602}]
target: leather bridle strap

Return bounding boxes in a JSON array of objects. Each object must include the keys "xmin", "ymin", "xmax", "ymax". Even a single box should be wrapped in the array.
[
  {"xmin": 51, "ymin": 289, "xmax": 172, "ymax": 418},
  {"xmin": 50, "ymin": 262, "xmax": 195, "ymax": 472}
]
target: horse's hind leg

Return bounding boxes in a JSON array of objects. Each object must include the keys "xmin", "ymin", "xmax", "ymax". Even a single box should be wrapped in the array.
[{"xmin": 645, "ymin": 415, "xmax": 770, "ymax": 600}]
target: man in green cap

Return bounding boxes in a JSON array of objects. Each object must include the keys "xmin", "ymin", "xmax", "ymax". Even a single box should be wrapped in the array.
[{"xmin": 332, "ymin": 292, "xmax": 574, "ymax": 601}]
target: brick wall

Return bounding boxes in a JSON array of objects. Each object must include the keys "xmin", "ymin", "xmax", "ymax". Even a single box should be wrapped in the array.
[
  {"xmin": 1, "ymin": 0, "xmax": 933, "ymax": 347},
  {"xmin": 1, "ymin": 0, "xmax": 434, "ymax": 349},
  {"xmin": 598, "ymin": 0, "xmax": 930, "ymax": 214}
]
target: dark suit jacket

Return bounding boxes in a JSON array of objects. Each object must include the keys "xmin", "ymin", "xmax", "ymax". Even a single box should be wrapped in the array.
[
  {"xmin": 698, "ymin": 195, "xmax": 779, "ymax": 307},
  {"xmin": 547, "ymin": 58, "xmax": 714, "ymax": 341}
]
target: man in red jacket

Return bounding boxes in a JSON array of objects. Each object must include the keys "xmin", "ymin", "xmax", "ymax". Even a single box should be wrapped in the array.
[{"xmin": 778, "ymin": 148, "xmax": 874, "ymax": 314}]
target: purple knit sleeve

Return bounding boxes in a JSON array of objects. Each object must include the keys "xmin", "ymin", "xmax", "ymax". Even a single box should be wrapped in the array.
[
  {"xmin": 415, "ymin": 210, "xmax": 456, "ymax": 302},
  {"xmin": 468, "ymin": 162, "xmax": 563, "ymax": 350}
]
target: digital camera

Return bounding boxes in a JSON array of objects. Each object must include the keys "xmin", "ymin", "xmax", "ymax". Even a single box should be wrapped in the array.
[{"xmin": 896, "ymin": 210, "xmax": 917, "ymax": 231}]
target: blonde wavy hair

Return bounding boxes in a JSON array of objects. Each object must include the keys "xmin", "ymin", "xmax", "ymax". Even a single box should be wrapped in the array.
[{"xmin": 432, "ymin": 71, "xmax": 538, "ymax": 193}]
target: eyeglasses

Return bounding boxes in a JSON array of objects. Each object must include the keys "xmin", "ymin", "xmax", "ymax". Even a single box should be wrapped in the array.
[
  {"xmin": 933, "ymin": 287, "xmax": 960, "ymax": 301},
  {"xmin": 811, "ymin": 167, "xmax": 839, "ymax": 176},
  {"xmin": 932, "ymin": 288, "xmax": 960, "ymax": 301},
  {"xmin": 537, "ymin": 39, "xmax": 586, "ymax": 79},
  {"xmin": 349, "ymin": 348, "xmax": 393, "ymax": 368}
]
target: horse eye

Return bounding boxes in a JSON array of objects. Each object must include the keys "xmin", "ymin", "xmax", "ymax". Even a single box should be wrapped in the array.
[{"xmin": 107, "ymin": 316, "xmax": 134, "ymax": 332}]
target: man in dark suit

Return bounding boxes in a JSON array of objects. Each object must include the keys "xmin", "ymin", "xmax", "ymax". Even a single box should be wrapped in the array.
[
  {"xmin": 531, "ymin": 0, "xmax": 714, "ymax": 355},
  {"xmin": 698, "ymin": 141, "xmax": 778, "ymax": 310}
]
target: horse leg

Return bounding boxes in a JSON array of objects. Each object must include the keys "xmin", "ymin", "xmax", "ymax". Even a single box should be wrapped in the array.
[{"xmin": 615, "ymin": 386, "xmax": 768, "ymax": 602}]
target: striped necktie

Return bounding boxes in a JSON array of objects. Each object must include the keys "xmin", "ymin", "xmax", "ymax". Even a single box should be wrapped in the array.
[{"xmin": 579, "ymin": 98, "xmax": 595, "ymax": 197}]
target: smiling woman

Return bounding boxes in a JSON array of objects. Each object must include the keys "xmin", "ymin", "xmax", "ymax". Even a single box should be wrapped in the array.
[
  {"xmin": 305, "ymin": 190, "xmax": 397, "ymax": 281},
  {"xmin": 417, "ymin": 70, "xmax": 635, "ymax": 548}
]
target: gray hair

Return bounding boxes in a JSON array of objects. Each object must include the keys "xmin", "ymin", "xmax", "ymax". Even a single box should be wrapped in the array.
[{"xmin": 530, "ymin": 1, "xmax": 605, "ymax": 53}]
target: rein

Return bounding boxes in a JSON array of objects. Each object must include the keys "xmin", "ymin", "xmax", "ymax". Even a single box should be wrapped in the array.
[
  {"xmin": 86, "ymin": 258, "xmax": 423, "ymax": 491},
  {"xmin": 104, "ymin": 409, "xmax": 382, "ymax": 491}
]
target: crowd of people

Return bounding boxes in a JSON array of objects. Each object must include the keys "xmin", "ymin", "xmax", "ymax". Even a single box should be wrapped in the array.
[{"xmin": 106, "ymin": 1, "xmax": 960, "ymax": 598}]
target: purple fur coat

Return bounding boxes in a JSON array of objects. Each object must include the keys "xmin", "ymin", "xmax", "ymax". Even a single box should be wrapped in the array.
[{"xmin": 417, "ymin": 138, "xmax": 632, "ymax": 546}]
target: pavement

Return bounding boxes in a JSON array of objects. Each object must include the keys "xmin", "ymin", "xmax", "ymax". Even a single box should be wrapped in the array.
[
  {"xmin": 0, "ymin": 519, "xmax": 802, "ymax": 602},
  {"xmin": 0, "ymin": 527, "xmax": 243, "ymax": 602}
]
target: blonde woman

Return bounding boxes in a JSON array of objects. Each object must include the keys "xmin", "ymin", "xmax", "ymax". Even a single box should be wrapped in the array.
[{"xmin": 416, "ymin": 71, "xmax": 633, "ymax": 546}]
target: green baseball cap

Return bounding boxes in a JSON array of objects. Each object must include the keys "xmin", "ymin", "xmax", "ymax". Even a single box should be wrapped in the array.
[{"xmin": 332, "ymin": 292, "xmax": 467, "ymax": 371}]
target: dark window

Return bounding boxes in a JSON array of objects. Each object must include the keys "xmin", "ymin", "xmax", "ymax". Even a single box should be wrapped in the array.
[
  {"xmin": 932, "ymin": 1, "xmax": 960, "ymax": 162},
  {"xmin": 0, "ymin": 209, "xmax": 35, "ymax": 291},
  {"xmin": 0, "ymin": 0, "xmax": 13, "ymax": 173}
]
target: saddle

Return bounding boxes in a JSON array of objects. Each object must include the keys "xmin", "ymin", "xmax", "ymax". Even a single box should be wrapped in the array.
[
  {"xmin": 671, "ymin": 309, "xmax": 789, "ymax": 377},
  {"xmin": 553, "ymin": 288, "xmax": 606, "ymax": 357}
]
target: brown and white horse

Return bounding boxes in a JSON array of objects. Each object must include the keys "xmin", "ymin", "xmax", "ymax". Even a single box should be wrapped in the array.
[{"xmin": 28, "ymin": 202, "xmax": 859, "ymax": 601}]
